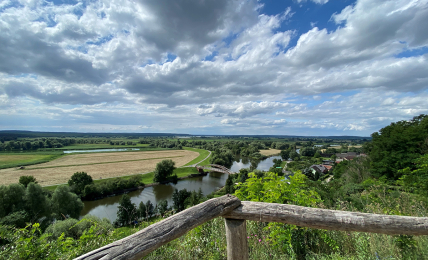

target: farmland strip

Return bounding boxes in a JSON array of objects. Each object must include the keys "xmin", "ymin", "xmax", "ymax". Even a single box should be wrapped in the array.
[{"xmin": 25, "ymin": 156, "xmax": 185, "ymax": 170}]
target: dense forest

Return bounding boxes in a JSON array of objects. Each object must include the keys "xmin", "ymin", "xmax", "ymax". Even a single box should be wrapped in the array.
[{"xmin": 1, "ymin": 115, "xmax": 427, "ymax": 259}]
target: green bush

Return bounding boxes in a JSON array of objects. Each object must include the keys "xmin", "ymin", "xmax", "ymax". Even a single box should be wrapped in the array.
[{"xmin": 45, "ymin": 218, "xmax": 79, "ymax": 239}]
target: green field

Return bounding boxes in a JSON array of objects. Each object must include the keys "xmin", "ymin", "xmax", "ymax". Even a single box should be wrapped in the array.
[
  {"xmin": 0, "ymin": 152, "xmax": 63, "ymax": 169},
  {"xmin": 182, "ymin": 147, "xmax": 211, "ymax": 166}
]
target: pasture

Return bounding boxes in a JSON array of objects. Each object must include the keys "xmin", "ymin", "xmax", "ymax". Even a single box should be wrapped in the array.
[{"xmin": 0, "ymin": 150, "xmax": 199, "ymax": 186}]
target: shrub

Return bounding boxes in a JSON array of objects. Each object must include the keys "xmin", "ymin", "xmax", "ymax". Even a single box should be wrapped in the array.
[{"xmin": 45, "ymin": 218, "xmax": 79, "ymax": 239}]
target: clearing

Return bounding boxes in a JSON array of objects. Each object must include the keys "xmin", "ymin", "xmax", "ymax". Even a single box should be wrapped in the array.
[
  {"xmin": 260, "ymin": 149, "xmax": 281, "ymax": 156},
  {"xmin": 0, "ymin": 150, "xmax": 198, "ymax": 186}
]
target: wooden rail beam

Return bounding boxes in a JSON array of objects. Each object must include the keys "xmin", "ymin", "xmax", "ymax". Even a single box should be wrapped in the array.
[
  {"xmin": 224, "ymin": 201, "xmax": 428, "ymax": 236},
  {"xmin": 75, "ymin": 195, "xmax": 241, "ymax": 260}
]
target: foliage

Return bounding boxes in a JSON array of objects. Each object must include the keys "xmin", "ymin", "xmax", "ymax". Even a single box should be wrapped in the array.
[
  {"xmin": 44, "ymin": 215, "xmax": 114, "ymax": 240},
  {"xmin": 209, "ymin": 149, "xmax": 234, "ymax": 168},
  {"xmin": 82, "ymin": 175, "xmax": 142, "ymax": 200},
  {"xmin": 45, "ymin": 218, "xmax": 80, "ymax": 239},
  {"xmin": 51, "ymin": 186, "xmax": 84, "ymax": 220},
  {"xmin": 19, "ymin": 175, "xmax": 38, "ymax": 187},
  {"xmin": 172, "ymin": 188, "xmax": 191, "ymax": 212},
  {"xmin": 138, "ymin": 201, "xmax": 147, "ymax": 219},
  {"xmin": 280, "ymin": 149, "xmax": 290, "ymax": 160},
  {"xmin": 157, "ymin": 200, "xmax": 169, "ymax": 217},
  {"xmin": 225, "ymin": 175, "xmax": 234, "ymax": 194},
  {"xmin": 236, "ymin": 171, "xmax": 324, "ymax": 258},
  {"xmin": 24, "ymin": 182, "xmax": 50, "ymax": 222},
  {"xmin": 398, "ymin": 154, "xmax": 428, "ymax": 195},
  {"xmin": 145, "ymin": 200, "xmax": 155, "ymax": 218},
  {"xmin": 235, "ymin": 171, "xmax": 320, "ymax": 205},
  {"xmin": 290, "ymin": 151, "xmax": 300, "ymax": 161},
  {"xmin": 68, "ymin": 172, "xmax": 93, "ymax": 196},
  {"xmin": 301, "ymin": 147, "xmax": 316, "ymax": 157},
  {"xmin": 367, "ymin": 114, "xmax": 428, "ymax": 179},
  {"xmin": 114, "ymin": 194, "xmax": 138, "ymax": 227},
  {"xmin": 153, "ymin": 159, "xmax": 176, "ymax": 182},
  {"xmin": 0, "ymin": 183, "xmax": 26, "ymax": 218}
]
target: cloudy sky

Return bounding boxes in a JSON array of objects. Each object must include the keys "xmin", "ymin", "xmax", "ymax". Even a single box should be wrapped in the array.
[{"xmin": 1, "ymin": 0, "xmax": 427, "ymax": 136}]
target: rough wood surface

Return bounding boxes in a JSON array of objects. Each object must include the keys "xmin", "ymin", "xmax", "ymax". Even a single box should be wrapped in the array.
[
  {"xmin": 224, "ymin": 218, "xmax": 249, "ymax": 260},
  {"xmin": 224, "ymin": 201, "xmax": 428, "ymax": 236},
  {"xmin": 74, "ymin": 195, "xmax": 241, "ymax": 260}
]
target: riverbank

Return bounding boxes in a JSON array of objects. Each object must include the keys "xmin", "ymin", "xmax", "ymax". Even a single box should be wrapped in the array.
[{"xmin": 81, "ymin": 171, "xmax": 209, "ymax": 201}]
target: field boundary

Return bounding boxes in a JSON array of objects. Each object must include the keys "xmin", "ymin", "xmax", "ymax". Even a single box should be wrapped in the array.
[
  {"xmin": 182, "ymin": 147, "xmax": 211, "ymax": 166},
  {"xmin": 0, "ymin": 153, "xmax": 64, "ymax": 170},
  {"xmin": 25, "ymin": 155, "xmax": 186, "ymax": 170}
]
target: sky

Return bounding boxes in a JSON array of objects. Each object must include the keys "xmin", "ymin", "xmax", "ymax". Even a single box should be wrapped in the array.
[{"xmin": 1, "ymin": 0, "xmax": 428, "ymax": 136}]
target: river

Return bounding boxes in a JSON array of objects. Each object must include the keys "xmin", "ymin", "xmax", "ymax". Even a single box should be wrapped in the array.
[{"xmin": 80, "ymin": 155, "xmax": 282, "ymax": 222}]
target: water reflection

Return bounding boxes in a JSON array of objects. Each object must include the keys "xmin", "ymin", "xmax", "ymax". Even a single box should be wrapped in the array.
[
  {"xmin": 80, "ymin": 156, "xmax": 281, "ymax": 222},
  {"xmin": 230, "ymin": 155, "xmax": 281, "ymax": 173}
]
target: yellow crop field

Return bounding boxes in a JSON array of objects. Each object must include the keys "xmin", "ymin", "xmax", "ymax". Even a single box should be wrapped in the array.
[
  {"xmin": 260, "ymin": 149, "xmax": 281, "ymax": 156},
  {"xmin": 0, "ymin": 150, "xmax": 198, "ymax": 186}
]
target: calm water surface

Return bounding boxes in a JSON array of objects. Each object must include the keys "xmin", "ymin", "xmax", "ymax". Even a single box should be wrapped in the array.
[{"xmin": 80, "ymin": 155, "xmax": 281, "ymax": 222}]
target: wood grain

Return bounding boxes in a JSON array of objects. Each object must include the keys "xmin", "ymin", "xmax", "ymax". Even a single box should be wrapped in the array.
[
  {"xmin": 224, "ymin": 201, "xmax": 428, "ymax": 236},
  {"xmin": 224, "ymin": 218, "xmax": 249, "ymax": 260},
  {"xmin": 74, "ymin": 195, "xmax": 241, "ymax": 260}
]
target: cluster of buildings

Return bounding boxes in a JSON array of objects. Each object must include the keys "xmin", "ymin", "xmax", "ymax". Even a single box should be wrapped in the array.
[{"xmin": 309, "ymin": 152, "xmax": 366, "ymax": 175}]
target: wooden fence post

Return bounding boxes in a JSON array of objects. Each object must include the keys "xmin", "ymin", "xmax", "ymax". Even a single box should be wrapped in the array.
[{"xmin": 224, "ymin": 218, "xmax": 249, "ymax": 260}]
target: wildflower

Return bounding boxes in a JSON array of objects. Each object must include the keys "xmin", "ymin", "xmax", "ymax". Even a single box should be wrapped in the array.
[
  {"xmin": 247, "ymin": 236, "xmax": 249, "ymax": 239},
  {"xmin": 255, "ymin": 235, "xmax": 257, "ymax": 237},
  {"xmin": 259, "ymin": 239, "xmax": 261, "ymax": 242}
]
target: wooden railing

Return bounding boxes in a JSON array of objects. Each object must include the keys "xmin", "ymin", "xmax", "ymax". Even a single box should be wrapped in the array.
[{"xmin": 75, "ymin": 195, "xmax": 428, "ymax": 260}]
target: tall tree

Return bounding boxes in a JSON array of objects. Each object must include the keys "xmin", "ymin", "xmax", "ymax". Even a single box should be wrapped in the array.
[
  {"xmin": 367, "ymin": 114, "xmax": 428, "ymax": 179},
  {"xmin": 51, "ymin": 186, "xmax": 83, "ymax": 219},
  {"xmin": 153, "ymin": 160, "xmax": 176, "ymax": 182},
  {"xmin": 157, "ymin": 200, "xmax": 169, "ymax": 217},
  {"xmin": 68, "ymin": 172, "xmax": 93, "ymax": 196},
  {"xmin": 24, "ymin": 183, "xmax": 50, "ymax": 222},
  {"xmin": 0, "ymin": 184, "xmax": 26, "ymax": 218},
  {"xmin": 115, "ymin": 194, "xmax": 137, "ymax": 226}
]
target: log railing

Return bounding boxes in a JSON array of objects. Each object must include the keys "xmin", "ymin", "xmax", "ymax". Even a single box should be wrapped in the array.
[{"xmin": 75, "ymin": 195, "xmax": 428, "ymax": 260}]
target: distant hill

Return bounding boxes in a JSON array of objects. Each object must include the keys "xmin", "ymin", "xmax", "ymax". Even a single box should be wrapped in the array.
[
  {"xmin": 0, "ymin": 130, "xmax": 370, "ymax": 140},
  {"xmin": 0, "ymin": 130, "xmax": 190, "ymax": 140}
]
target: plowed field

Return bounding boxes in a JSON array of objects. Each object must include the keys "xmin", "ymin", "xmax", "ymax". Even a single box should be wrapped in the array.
[{"xmin": 0, "ymin": 150, "xmax": 198, "ymax": 186}]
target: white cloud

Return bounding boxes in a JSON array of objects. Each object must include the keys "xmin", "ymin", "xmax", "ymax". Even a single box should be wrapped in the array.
[{"xmin": 0, "ymin": 0, "xmax": 428, "ymax": 135}]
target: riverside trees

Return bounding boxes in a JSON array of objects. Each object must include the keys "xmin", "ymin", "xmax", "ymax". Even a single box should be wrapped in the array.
[
  {"xmin": 153, "ymin": 159, "xmax": 176, "ymax": 182},
  {"xmin": 0, "ymin": 181, "xmax": 83, "ymax": 228}
]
